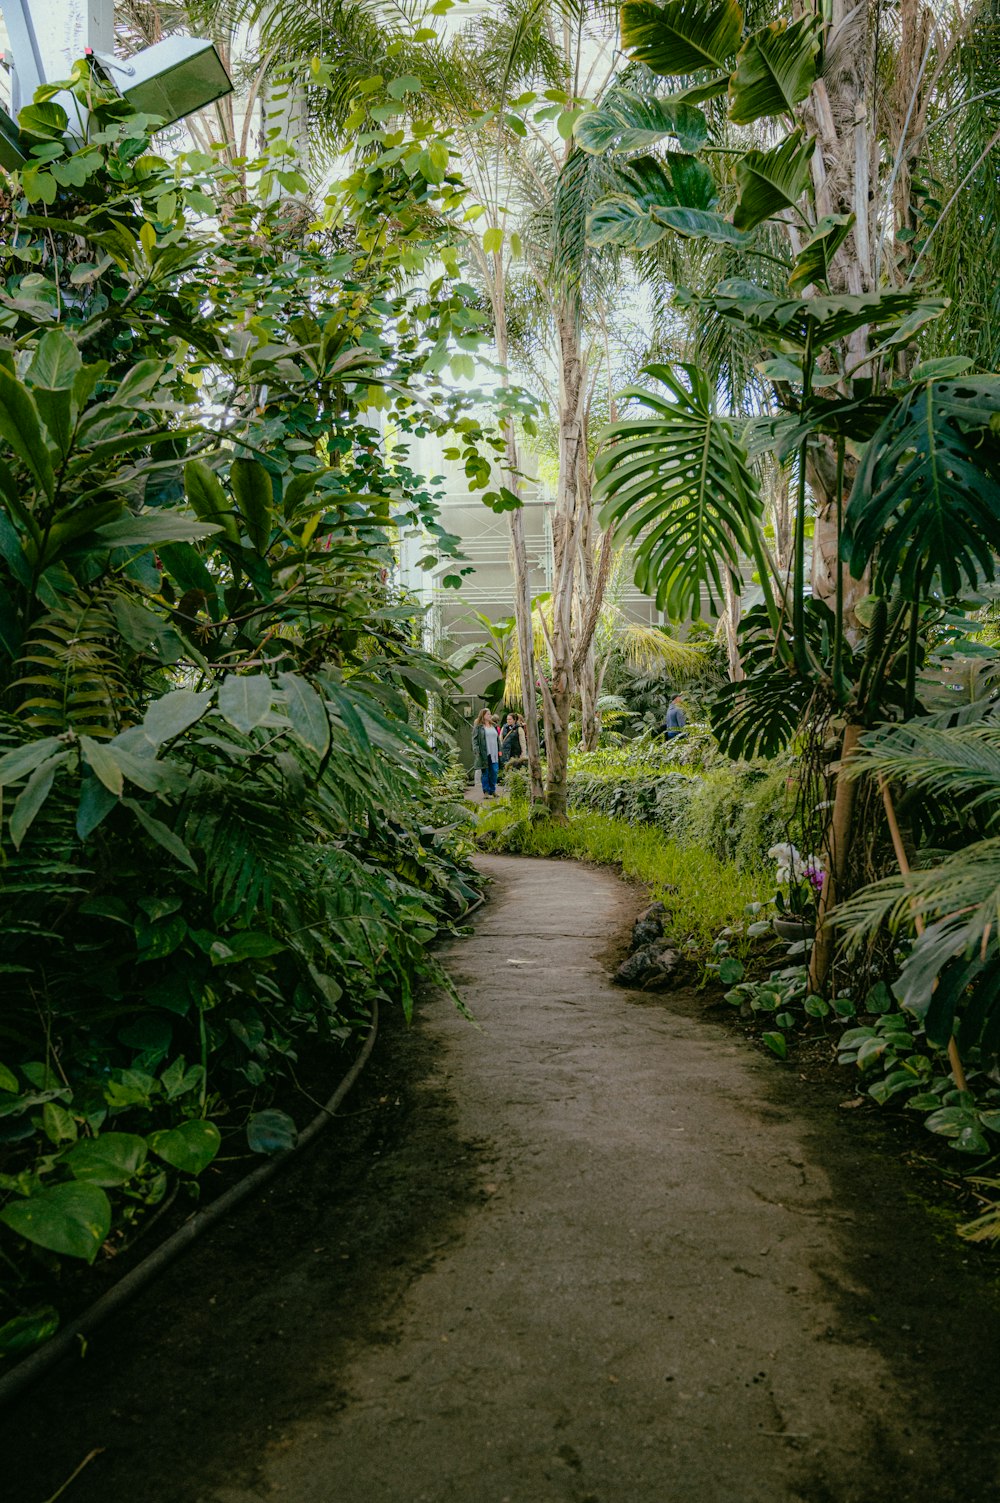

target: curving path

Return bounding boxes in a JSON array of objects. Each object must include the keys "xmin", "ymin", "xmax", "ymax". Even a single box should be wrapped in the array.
[{"xmin": 5, "ymin": 855, "xmax": 1000, "ymax": 1503}]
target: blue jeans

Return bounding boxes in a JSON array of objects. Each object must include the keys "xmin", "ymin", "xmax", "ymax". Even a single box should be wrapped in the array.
[{"xmin": 481, "ymin": 760, "xmax": 498, "ymax": 796}]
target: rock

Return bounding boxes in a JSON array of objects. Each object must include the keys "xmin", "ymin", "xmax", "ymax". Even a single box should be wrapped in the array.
[
  {"xmin": 615, "ymin": 943, "xmax": 678, "ymax": 990},
  {"xmin": 632, "ymin": 902, "xmax": 666, "ymax": 949}
]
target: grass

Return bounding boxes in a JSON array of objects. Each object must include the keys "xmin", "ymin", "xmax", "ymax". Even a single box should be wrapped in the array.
[{"xmin": 476, "ymin": 804, "xmax": 768, "ymax": 949}]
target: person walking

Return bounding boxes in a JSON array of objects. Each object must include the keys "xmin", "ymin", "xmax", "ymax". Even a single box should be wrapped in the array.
[
  {"xmin": 664, "ymin": 693, "xmax": 686, "ymax": 740},
  {"xmin": 472, "ymin": 708, "xmax": 500, "ymax": 798},
  {"xmin": 499, "ymin": 712, "xmax": 520, "ymax": 767}
]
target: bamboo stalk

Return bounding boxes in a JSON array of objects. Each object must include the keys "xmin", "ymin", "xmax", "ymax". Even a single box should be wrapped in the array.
[{"xmin": 879, "ymin": 777, "xmax": 967, "ymax": 1092}]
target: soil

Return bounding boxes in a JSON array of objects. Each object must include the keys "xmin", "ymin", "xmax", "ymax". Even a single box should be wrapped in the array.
[{"xmin": 3, "ymin": 853, "xmax": 1000, "ymax": 1503}]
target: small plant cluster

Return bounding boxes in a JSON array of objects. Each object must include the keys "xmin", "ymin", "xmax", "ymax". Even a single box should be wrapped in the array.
[
  {"xmin": 725, "ymin": 965, "xmax": 1000, "ymax": 1158},
  {"xmin": 768, "ymin": 843, "xmax": 826, "ymax": 921}
]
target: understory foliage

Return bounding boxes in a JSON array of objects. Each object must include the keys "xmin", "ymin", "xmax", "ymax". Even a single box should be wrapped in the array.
[{"xmin": 0, "ymin": 70, "xmax": 497, "ymax": 1354}]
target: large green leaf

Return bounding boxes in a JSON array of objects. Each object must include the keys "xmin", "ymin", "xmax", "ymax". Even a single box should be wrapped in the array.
[
  {"xmin": 68, "ymin": 1131, "xmax": 148, "ymax": 1186},
  {"xmin": 712, "ymin": 279, "xmax": 949, "ymax": 353},
  {"xmin": 278, "ymin": 671, "xmax": 330, "ymax": 757},
  {"xmin": 94, "ymin": 513, "xmax": 221, "ymax": 549},
  {"xmin": 0, "ymin": 736, "xmax": 63, "ymax": 786},
  {"xmin": 140, "ymin": 688, "xmax": 213, "ymax": 747},
  {"xmin": 184, "ymin": 459, "xmax": 239, "ymax": 545},
  {"xmin": 733, "ymin": 129, "xmax": 814, "ymax": 231},
  {"xmin": 621, "ymin": 0, "xmax": 744, "ymax": 76},
  {"xmin": 574, "ymin": 90, "xmax": 708, "ymax": 155},
  {"xmin": 26, "ymin": 329, "xmax": 82, "ymax": 390},
  {"xmin": 710, "ymin": 602, "xmax": 824, "ymax": 757},
  {"xmin": 218, "ymin": 673, "xmax": 273, "ymax": 734},
  {"xmin": 0, "ymin": 367, "xmax": 54, "ymax": 500},
  {"xmin": 728, "ymin": 16, "xmax": 821, "ymax": 124},
  {"xmin": 123, "ymin": 797, "xmax": 198, "ymax": 873},
  {"xmin": 9, "ymin": 754, "xmax": 66, "ymax": 848},
  {"xmin": 149, "ymin": 1119, "xmax": 221, "ymax": 1175},
  {"xmin": 593, "ymin": 363, "xmax": 762, "ymax": 618},
  {"xmin": 0, "ymin": 1181, "xmax": 111, "ymax": 1262},
  {"xmin": 230, "ymin": 457, "xmax": 274, "ymax": 554},
  {"xmin": 843, "ymin": 377, "xmax": 1000, "ymax": 599},
  {"xmin": 587, "ymin": 152, "xmax": 732, "ymax": 250}
]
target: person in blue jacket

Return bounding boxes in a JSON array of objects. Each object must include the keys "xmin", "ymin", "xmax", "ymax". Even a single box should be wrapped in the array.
[{"xmin": 664, "ymin": 693, "xmax": 686, "ymax": 739}]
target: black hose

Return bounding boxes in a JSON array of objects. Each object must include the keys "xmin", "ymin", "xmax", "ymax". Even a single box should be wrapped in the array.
[{"xmin": 0, "ymin": 1002, "xmax": 380, "ymax": 1411}]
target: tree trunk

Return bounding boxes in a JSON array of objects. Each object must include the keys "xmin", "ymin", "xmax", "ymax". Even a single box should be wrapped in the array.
[
  {"xmin": 809, "ymin": 721, "xmax": 863, "ymax": 992},
  {"xmin": 494, "ymin": 277, "xmax": 544, "ymax": 802},
  {"xmin": 544, "ymin": 294, "xmax": 587, "ymax": 821},
  {"xmin": 721, "ymin": 564, "xmax": 744, "ymax": 682}
]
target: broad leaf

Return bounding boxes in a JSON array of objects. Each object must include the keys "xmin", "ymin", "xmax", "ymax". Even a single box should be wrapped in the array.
[
  {"xmin": 594, "ymin": 363, "xmax": 762, "ymax": 618},
  {"xmin": 574, "ymin": 89, "xmax": 708, "ymax": 155},
  {"xmin": 149, "ymin": 1118, "xmax": 221, "ymax": 1175},
  {"xmin": 0, "ymin": 1181, "xmax": 111, "ymax": 1262},
  {"xmin": 278, "ymin": 671, "xmax": 330, "ymax": 756},
  {"xmin": 621, "ymin": 0, "xmax": 744, "ymax": 76},
  {"xmin": 184, "ymin": 459, "xmax": 239, "ymax": 544},
  {"xmin": 728, "ymin": 16, "xmax": 821, "ymax": 124},
  {"xmin": 230, "ymin": 457, "xmax": 274, "ymax": 554},
  {"xmin": 80, "ymin": 734, "xmax": 124, "ymax": 796},
  {"xmin": 0, "ymin": 366, "xmax": 54, "ymax": 500},
  {"xmin": 218, "ymin": 673, "xmax": 272, "ymax": 734},
  {"xmin": 0, "ymin": 736, "xmax": 62, "ymax": 786},
  {"xmin": 788, "ymin": 214, "xmax": 855, "ymax": 293},
  {"xmin": 733, "ymin": 129, "xmax": 814, "ymax": 231},
  {"xmin": 94, "ymin": 513, "xmax": 221, "ymax": 549},
  {"xmin": 140, "ymin": 688, "xmax": 213, "ymax": 747},
  {"xmin": 652, "ymin": 205, "xmax": 749, "ymax": 244},
  {"xmin": 26, "ymin": 329, "xmax": 82, "ymax": 390},
  {"xmin": 710, "ymin": 603, "xmax": 821, "ymax": 757},
  {"xmin": 10, "ymin": 754, "xmax": 66, "ymax": 848},
  {"xmin": 588, "ymin": 152, "xmax": 721, "ymax": 250},
  {"xmin": 843, "ymin": 377, "xmax": 1000, "ymax": 599},
  {"xmin": 68, "ymin": 1131, "xmax": 148, "ymax": 1186},
  {"xmin": 712, "ymin": 280, "xmax": 949, "ymax": 353},
  {"xmin": 123, "ymin": 797, "xmax": 198, "ymax": 873},
  {"xmin": 247, "ymin": 1109, "xmax": 298, "ymax": 1155}
]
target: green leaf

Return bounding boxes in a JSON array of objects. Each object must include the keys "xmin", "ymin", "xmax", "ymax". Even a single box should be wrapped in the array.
[
  {"xmin": 0, "ymin": 366, "xmax": 54, "ymax": 500},
  {"xmin": 149, "ymin": 1119, "xmax": 221, "ymax": 1175},
  {"xmin": 27, "ymin": 329, "xmax": 82, "ymax": 390},
  {"xmin": 718, "ymin": 956, "xmax": 745, "ymax": 982},
  {"xmin": 0, "ymin": 1307, "xmax": 59, "ymax": 1358},
  {"xmin": 42, "ymin": 1102, "xmax": 77, "ymax": 1145},
  {"xmin": 94, "ymin": 513, "xmax": 221, "ymax": 550},
  {"xmin": 9, "ymin": 754, "xmax": 65, "ymax": 849},
  {"xmin": 0, "ymin": 736, "xmax": 62, "ymax": 786},
  {"xmin": 184, "ymin": 459, "xmax": 239, "ymax": 545},
  {"xmin": 247, "ymin": 1109, "xmax": 298, "ymax": 1155},
  {"xmin": 230, "ymin": 457, "xmax": 274, "ymax": 553},
  {"xmin": 482, "ymin": 226, "xmax": 503, "ymax": 254},
  {"xmin": 911, "ymin": 356, "xmax": 974, "ymax": 381},
  {"xmin": 0, "ymin": 1182, "xmax": 111, "ymax": 1262},
  {"xmin": 575, "ymin": 89, "xmax": 708, "ymax": 154},
  {"xmin": 787, "ymin": 214, "xmax": 855, "ymax": 293},
  {"xmin": 843, "ymin": 377, "xmax": 1000, "ymax": 599},
  {"xmin": 387, "ymin": 74, "xmax": 422, "ymax": 99},
  {"xmin": 79, "ymin": 734, "xmax": 124, "ymax": 796},
  {"xmin": 218, "ymin": 673, "xmax": 272, "ymax": 734},
  {"xmin": 762, "ymin": 1031, "xmax": 788, "ymax": 1059},
  {"xmin": 594, "ymin": 363, "xmax": 762, "ymax": 618},
  {"xmin": 621, "ymin": 0, "xmax": 744, "ymax": 75},
  {"xmin": 0, "ymin": 1061, "xmax": 17, "ymax": 1092},
  {"xmin": 712, "ymin": 280, "xmax": 948, "ymax": 354},
  {"xmin": 728, "ymin": 16, "xmax": 820, "ymax": 125},
  {"xmin": 68, "ymin": 1131, "xmax": 148, "ymax": 1186},
  {"xmin": 122, "ymin": 797, "xmax": 198, "ymax": 873},
  {"xmin": 278, "ymin": 671, "xmax": 330, "ymax": 756},
  {"xmin": 733, "ymin": 128, "xmax": 814, "ymax": 231},
  {"xmin": 140, "ymin": 688, "xmax": 213, "ymax": 748}
]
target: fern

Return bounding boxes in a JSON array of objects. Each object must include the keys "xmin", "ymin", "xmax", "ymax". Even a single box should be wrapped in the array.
[{"xmin": 14, "ymin": 591, "xmax": 132, "ymax": 738}]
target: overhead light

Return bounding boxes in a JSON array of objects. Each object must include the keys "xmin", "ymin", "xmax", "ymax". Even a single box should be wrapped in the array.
[{"xmin": 95, "ymin": 36, "xmax": 232, "ymax": 128}]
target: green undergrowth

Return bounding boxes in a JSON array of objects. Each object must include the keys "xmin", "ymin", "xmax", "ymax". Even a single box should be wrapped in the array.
[{"xmin": 476, "ymin": 803, "xmax": 768, "ymax": 948}]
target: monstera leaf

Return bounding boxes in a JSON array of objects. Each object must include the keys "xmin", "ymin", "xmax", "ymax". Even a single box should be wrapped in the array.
[
  {"xmin": 710, "ymin": 601, "xmax": 832, "ymax": 758},
  {"xmin": 621, "ymin": 0, "xmax": 744, "ymax": 77},
  {"xmin": 712, "ymin": 280, "xmax": 949, "ymax": 354},
  {"xmin": 843, "ymin": 376, "xmax": 1000, "ymax": 600},
  {"xmin": 594, "ymin": 363, "xmax": 762, "ymax": 619},
  {"xmin": 733, "ymin": 129, "xmax": 814, "ymax": 231},
  {"xmin": 575, "ymin": 90, "xmax": 709, "ymax": 155},
  {"xmin": 728, "ymin": 16, "xmax": 821, "ymax": 124}
]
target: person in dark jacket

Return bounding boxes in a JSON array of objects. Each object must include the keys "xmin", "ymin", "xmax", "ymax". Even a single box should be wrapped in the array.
[{"xmin": 472, "ymin": 708, "xmax": 500, "ymax": 797}]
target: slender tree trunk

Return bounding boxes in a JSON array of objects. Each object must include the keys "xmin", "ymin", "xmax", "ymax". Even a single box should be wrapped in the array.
[
  {"xmin": 809, "ymin": 722, "xmax": 863, "ymax": 991},
  {"xmin": 494, "ymin": 277, "xmax": 544, "ymax": 801},
  {"xmin": 544, "ymin": 294, "xmax": 587, "ymax": 821},
  {"xmin": 721, "ymin": 563, "xmax": 744, "ymax": 682}
]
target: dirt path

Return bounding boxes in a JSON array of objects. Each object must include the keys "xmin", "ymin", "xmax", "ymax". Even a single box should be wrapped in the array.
[{"xmin": 5, "ymin": 855, "xmax": 1000, "ymax": 1503}]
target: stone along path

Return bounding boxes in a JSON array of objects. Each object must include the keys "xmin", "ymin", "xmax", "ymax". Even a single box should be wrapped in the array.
[{"xmin": 208, "ymin": 855, "xmax": 998, "ymax": 1503}]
